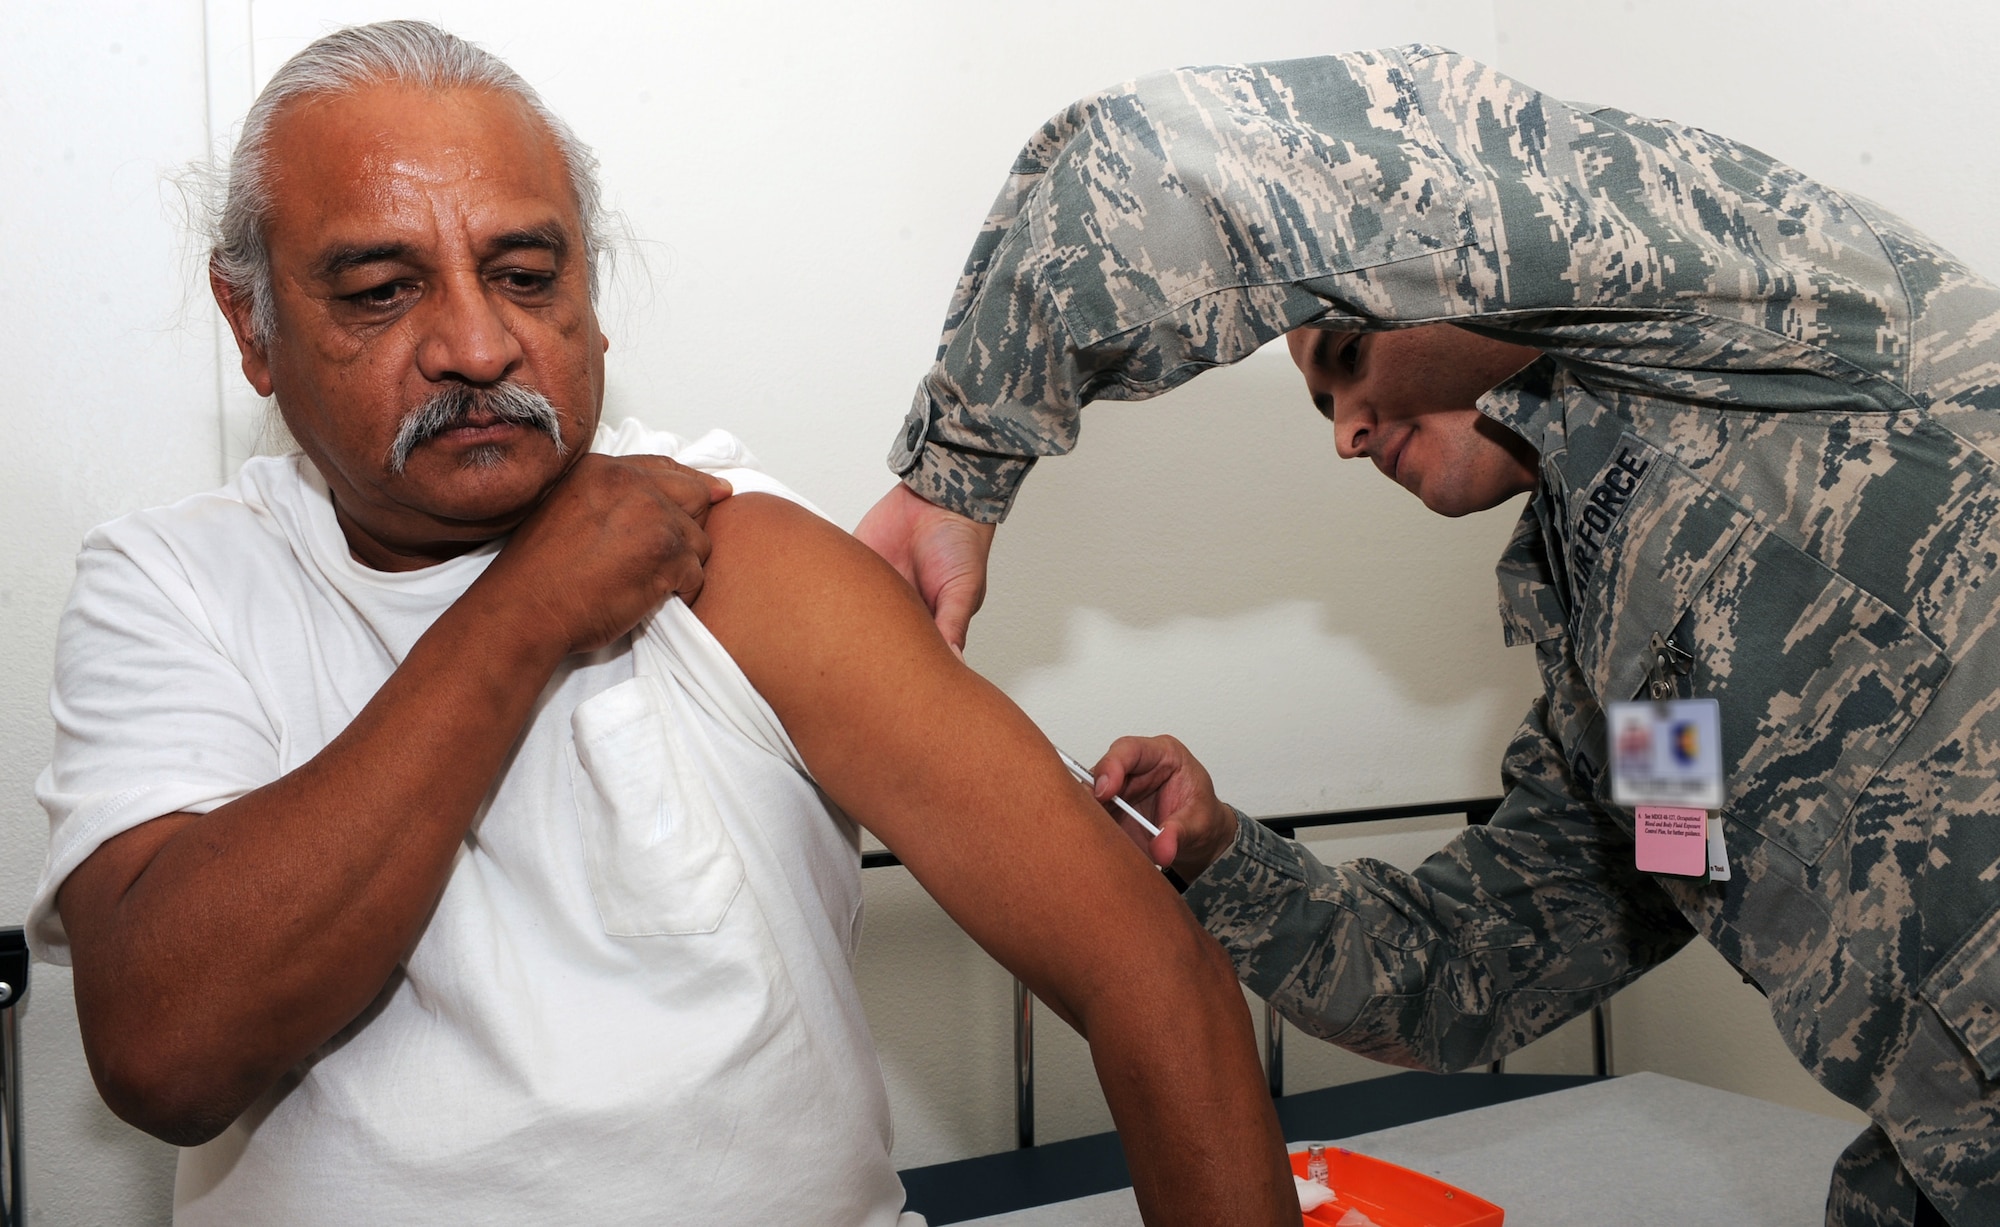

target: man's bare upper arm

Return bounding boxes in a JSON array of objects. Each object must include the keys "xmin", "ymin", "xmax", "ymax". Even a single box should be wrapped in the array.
[
  {"xmin": 690, "ymin": 493, "xmax": 1185, "ymax": 1006},
  {"xmin": 690, "ymin": 491, "xmax": 1031, "ymax": 858}
]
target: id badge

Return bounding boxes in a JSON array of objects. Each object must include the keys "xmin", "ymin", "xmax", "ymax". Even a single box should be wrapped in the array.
[{"xmin": 1608, "ymin": 698, "xmax": 1724, "ymax": 810}]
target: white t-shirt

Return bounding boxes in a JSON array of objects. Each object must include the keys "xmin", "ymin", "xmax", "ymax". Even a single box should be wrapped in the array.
[{"xmin": 31, "ymin": 420, "xmax": 920, "ymax": 1226}]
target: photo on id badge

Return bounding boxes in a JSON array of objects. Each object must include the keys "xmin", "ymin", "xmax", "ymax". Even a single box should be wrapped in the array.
[{"xmin": 1610, "ymin": 699, "xmax": 1726, "ymax": 879}]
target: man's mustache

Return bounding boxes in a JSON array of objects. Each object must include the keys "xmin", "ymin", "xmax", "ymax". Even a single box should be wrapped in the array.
[{"xmin": 386, "ymin": 382, "xmax": 569, "ymax": 474}]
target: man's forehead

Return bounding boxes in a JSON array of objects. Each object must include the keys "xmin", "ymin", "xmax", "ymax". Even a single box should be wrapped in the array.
[{"xmin": 260, "ymin": 83, "xmax": 579, "ymax": 256}]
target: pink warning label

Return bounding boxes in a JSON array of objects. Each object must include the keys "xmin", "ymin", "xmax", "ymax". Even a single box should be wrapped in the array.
[{"xmin": 1635, "ymin": 806, "xmax": 1709, "ymax": 877}]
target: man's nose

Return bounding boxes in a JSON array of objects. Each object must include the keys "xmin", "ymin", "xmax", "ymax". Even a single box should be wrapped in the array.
[
  {"xmin": 415, "ymin": 277, "xmax": 523, "ymax": 385},
  {"xmin": 1333, "ymin": 401, "xmax": 1371, "ymax": 460}
]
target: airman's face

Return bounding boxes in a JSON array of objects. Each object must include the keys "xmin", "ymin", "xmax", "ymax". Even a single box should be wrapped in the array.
[
  {"xmin": 1287, "ymin": 324, "xmax": 1542, "ymax": 518},
  {"xmin": 214, "ymin": 83, "xmax": 606, "ymax": 570}
]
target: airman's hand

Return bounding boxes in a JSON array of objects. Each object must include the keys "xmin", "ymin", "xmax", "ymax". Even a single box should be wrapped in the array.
[
  {"xmin": 485, "ymin": 454, "xmax": 731, "ymax": 655},
  {"xmin": 1089, "ymin": 735, "xmax": 1239, "ymax": 882},
  {"xmin": 854, "ymin": 482, "xmax": 995, "ymax": 654}
]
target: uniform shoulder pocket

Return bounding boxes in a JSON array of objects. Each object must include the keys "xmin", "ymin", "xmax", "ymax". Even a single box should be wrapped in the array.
[
  {"xmin": 1920, "ymin": 903, "xmax": 2000, "ymax": 1080},
  {"xmin": 1571, "ymin": 437, "xmax": 1949, "ymax": 866},
  {"xmin": 1689, "ymin": 520, "xmax": 1948, "ymax": 864}
]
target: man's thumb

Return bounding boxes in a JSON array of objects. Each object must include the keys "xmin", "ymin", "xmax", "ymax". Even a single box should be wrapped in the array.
[{"xmin": 931, "ymin": 577, "xmax": 978, "ymax": 653}]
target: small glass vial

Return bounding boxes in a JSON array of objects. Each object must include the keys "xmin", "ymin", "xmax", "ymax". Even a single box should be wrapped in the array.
[{"xmin": 1305, "ymin": 1143, "xmax": 1330, "ymax": 1187}]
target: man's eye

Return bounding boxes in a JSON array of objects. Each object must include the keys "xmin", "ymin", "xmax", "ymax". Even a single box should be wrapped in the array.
[
  {"xmin": 346, "ymin": 282, "xmax": 410, "ymax": 308},
  {"xmin": 1336, "ymin": 336, "xmax": 1360, "ymax": 373},
  {"xmin": 497, "ymin": 270, "xmax": 555, "ymax": 294}
]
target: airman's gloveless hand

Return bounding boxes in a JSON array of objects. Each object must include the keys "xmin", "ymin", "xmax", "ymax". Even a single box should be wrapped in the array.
[
  {"xmin": 853, "ymin": 482, "xmax": 995, "ymax": 654},
  {"xmin": 1088, "ymin": 735, "xmax": 1239, "ymax": 882}
]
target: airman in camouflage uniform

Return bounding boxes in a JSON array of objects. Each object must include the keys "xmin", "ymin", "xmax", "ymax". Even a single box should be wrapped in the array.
[{"xmin": 887, "ymin": 45, "xmax": 2000, "ymax": 1227}]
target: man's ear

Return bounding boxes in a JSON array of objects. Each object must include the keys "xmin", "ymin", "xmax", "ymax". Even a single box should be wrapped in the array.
[{"xmin": 210, "ymin": 262, "xmax": 276, "ymax": 398}]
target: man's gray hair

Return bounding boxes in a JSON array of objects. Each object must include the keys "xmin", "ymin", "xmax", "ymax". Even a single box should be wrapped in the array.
[{"xmin": 206, "ymin": 20, "xmax": 608, "ymax": 345}]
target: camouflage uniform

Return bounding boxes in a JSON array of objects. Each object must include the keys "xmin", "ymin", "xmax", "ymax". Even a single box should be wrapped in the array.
[{"xmin": 889, "ymin": 46, "xmax": 2000, "ymax": 1226}]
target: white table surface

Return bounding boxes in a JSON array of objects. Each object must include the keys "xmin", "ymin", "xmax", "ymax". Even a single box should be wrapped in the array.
[{"xmin": 959, "ymin": 1072, "xmax": 1863, "ymax": 1226}]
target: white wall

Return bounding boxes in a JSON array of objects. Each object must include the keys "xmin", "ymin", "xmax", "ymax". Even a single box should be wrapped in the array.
[
  {"xmin": 12, "ymin": 1, "xmax": 1995, "ymax": 1221},
  {"xmin": 4, "ymin": 5, "xmax": 225, "ymax": 1223}
]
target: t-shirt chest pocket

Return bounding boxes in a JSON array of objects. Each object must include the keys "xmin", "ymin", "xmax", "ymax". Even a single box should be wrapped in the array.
[
  {"xmin": 1566, "ymin": 435, "xmax": 1950, "ymax": 866},
  {"xmin": 568, "ymin": 674, "xmax": 746, "ymax": 937}
]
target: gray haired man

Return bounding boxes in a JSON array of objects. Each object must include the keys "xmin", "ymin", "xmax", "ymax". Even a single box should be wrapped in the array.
[{"xmin": 32, "ymin": 22, "xmax": 1297, "ymax": 1225}]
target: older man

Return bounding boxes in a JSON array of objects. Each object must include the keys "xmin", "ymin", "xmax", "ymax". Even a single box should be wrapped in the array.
[
  {"xmin": 28, "ymin": 22, "xmax": 1294, "ymax": 1226},
  {"xmin": 857, "ymin": 46, "xmax": 2000, "ymax": 1226}
]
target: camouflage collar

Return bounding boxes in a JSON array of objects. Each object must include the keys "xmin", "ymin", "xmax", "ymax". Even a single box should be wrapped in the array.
[{"xmin": 1477, "ymin": 354, "xmax": 1566, "ymax": 457}]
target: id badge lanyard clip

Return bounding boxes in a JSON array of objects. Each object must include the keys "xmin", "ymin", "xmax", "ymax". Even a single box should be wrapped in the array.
[{"xmin": 1647, "ymin": 632, "xmax": 1695, "ymax": 701}]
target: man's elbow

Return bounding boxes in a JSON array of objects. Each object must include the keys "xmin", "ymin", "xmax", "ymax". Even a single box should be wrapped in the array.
[
  {"xmin": 1072, "ymin": 911, "xmax": 1246, "ymax": 1036},
  {"xmin": 1188, "ymin": 922, "xmax": 1252, "ymax": 1010},
  {"xmin": 86, "ymin": 1030, "xmax": 250, "ymax": 1146}
]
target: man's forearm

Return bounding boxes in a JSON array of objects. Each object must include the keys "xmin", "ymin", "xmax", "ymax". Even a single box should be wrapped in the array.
[
  {"xmin": 1072, "ymin": 920, "xmax": 1297, "ymax": 1225},
  {"xmin": 59, "ymin": 577, "xmax": 570, "ymax": 1144}
]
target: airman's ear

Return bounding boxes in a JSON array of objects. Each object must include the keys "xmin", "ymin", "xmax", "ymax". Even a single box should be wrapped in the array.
[{"xmin": 210, "ymin": 262, "xmax": 275, "ymax": 398}]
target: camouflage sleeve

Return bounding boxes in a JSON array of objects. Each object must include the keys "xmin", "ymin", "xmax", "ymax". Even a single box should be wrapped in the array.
[
  {"xmin": 889, "ymin": 46, "xmax": 1471, "ymax": 521},
  {"xmin": 1183, "ymin": 693, "xmax": 1696, "ymax": 1071},
  {"xmin": 891, "ymin": 43, "xmax": 1916, "ymax": 521}
]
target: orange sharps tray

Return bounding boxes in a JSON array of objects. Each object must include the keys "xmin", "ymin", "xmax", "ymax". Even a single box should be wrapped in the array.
[{"xmin": 1289, "ymin": 1147, "xmax": 1504, "ymax": 1227}]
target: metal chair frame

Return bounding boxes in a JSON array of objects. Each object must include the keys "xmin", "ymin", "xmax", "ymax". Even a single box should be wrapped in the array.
[{"xmin": 1, "ymin": 926, "xmax": 27, "ymax": 1227}]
